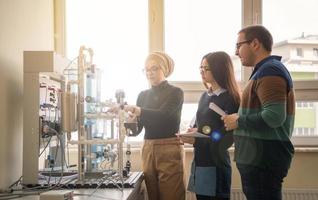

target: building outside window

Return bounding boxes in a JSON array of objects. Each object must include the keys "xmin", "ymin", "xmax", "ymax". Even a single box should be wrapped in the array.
[{"xmin": 264, "ymin": 0, "xmax": 318, "ymax": 141}]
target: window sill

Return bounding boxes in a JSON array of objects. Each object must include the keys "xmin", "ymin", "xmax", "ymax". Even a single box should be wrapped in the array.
[{"xmin": 183, "ymin": 146, "xmax": 318, "ymax": 153}]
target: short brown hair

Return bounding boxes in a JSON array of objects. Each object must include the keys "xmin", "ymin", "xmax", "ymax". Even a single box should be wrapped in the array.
[{"xmin": 239, "ymin": 25, "xmax": 273, "ymax": 52}]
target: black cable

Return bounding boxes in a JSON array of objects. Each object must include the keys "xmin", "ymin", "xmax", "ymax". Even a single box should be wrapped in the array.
[
  {"xmin": 4, "ymin": 132, "xmax": 75, "ymax": 198},
  {"xmin": 44, "ymin": 132, "xmax": 66, "ymax": 189},
  {"xmin": 0, "ymin": 195, "xmax": 22, "ymax": 200},
  {"xmin": 39, "ymin": 136, "xmax": 52, "ymax": 157},
  {"xmin": 63, "ymin": 56, "xmax": 78, "ymax": 73},
  {"xmin": 47, "ymin": 133, "xmax": 60, "ymax": 185},
  {"xmin": 7, "ymin": 176, "xmax": 22, "ymax": 189},
  {"xmin": 52, "ymin": 133, "xmax": 64, "ymax": 188},
  {"xmin": 65, "ymin": 143, "xmax": 70, "ymax": 168},
  {"xmin": 0, "ymin": 190, "xmax": 42, "ymax": 199}
]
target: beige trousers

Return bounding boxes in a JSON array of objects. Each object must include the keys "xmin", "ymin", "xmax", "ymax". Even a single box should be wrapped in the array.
[{"xmin": 142, "ymin": 138, "xmax": 185, "ymax": 200}]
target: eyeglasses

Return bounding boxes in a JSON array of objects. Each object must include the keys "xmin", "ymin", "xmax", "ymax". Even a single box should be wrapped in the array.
[
  {"xmin": 236, "ymin": 40, "xmax": 252, "ymax": 50},
  {"xmin": 199, "ymin": 65, "xmax": 210, "ymax": 72},
  {"xmin": 142, "ymin": 65, "xmax": 160, "ymax": 74}
]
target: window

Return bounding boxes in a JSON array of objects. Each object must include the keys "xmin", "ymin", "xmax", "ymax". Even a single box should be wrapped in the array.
[
  {"xmin": 263, "ymin": 0, "xmax": 318, "ymax": 81},
  {"xmin": 296, "ymin": 48, "xmax": 303, "ymax": 57},
  {"xmin": 165, "ymin": 0, "xmax": 242, "ymax": 82},
  {"xmin": 66, "ymin": 0, "xmax": 148, "ymax": 144},
  {"xmin": 294, "ymin": 101, "xmax": 317, "ymax": 137},
  {"xmin": 180, "ymin": 103, "xmax": 198, "ymax": 132},
  {"xmin": 66, "ymin": 0, "xmax": 148, "ymax": 104},
  {"xmin": 293, "ymin": 128, "xmax": 316, "ymax": 136},
  {"xmin": 62, "ymin": 0, "xmax": 318, "ymax": 146},
  {"xmin": 263, "ymin": 0, "xmax": 318, "ymax": 145},
  {"xmin": 314, "ymin": 48, "xmax": 318, "ymax": 57},
  {"xmin": 297, "ymin": 101, "xmax": 314, "ymax": 108}
]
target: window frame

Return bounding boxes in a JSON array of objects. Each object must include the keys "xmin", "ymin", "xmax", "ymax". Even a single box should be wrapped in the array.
[{"xmin": 56, "ymin": 0, "xmax": 318, "ymax": 146}]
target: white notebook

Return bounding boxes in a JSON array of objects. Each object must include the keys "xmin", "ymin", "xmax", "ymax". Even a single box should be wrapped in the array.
[
  {"xmin": 177, "ymin": 131, "xmax": 210, "ymax": 138},
  {"xmin": 209, "ymin": 102, "xmax": 226, "ymax": 116}
]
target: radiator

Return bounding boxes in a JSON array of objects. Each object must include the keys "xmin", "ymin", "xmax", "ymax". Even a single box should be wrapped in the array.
[{"xmin": 231, "ymin": 188, "xmax": 318, "ymax": 200}]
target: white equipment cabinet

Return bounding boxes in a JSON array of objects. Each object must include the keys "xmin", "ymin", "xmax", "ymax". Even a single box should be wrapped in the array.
[{"xmin": 23, "ymin": 51, "xmax": 69, "ymax": 184}]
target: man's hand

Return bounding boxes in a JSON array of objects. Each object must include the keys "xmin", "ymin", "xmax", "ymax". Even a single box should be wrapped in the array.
[{"xmin": 222, "ymin": 113, "xmax": 239, "ymax": 131}]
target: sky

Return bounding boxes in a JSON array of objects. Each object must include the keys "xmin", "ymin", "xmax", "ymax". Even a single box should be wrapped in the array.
[{"xmin": 263, "ymin": 0, "xmax": 318, "ymax": 43}]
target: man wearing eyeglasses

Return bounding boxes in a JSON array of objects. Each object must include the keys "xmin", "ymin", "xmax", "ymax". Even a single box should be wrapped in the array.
[{"xmin": 222, "ymin": 25, "xmax": 295, "ymax": 200}]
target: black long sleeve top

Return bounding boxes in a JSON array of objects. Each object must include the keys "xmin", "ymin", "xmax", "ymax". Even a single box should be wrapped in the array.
[
  {"xmin": 194, "ymin": 90, "xmax": 239, "ymax": 167},
  {"xmin": 135, "ymin": 80, "xmax": 184, "ymax": 139},
  {"xmin": 191, "ymin": 90, "xmax": 239, "ymax": 200}
]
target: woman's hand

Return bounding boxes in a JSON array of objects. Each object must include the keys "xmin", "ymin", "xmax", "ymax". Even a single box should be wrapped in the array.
[
  {"xmin": 106, "ymin": 105, "xmax": 120, "ymax": 114},
  {"xmin": 175, "ymin": 128, "xmax": 197, "ymax": 144},
  {"xmin": 124, "ymin": 105, "xmax": 141, "ymax": 117},
  {"xmin": 187, "ymin": 127, "xmax": 198, "ymax": 133},
  {"xmin": 179, "ymin": 135, "xmax": 195, "ymax": 144}
]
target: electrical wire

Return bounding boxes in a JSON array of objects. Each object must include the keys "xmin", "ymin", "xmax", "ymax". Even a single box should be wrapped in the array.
[
  {"xmin": 63, "ymin": 56, "xmax": 78, "ymax": 71},
  {"xmin": 52, "ymin": 133, "xmax": 64, "ymax": 187},
  {"xmin": 39, "ymin": 136, "xmax": 52, "ymax": 157},
  {"xmin": 66, "ymin": 142, "xmax": 70, "ymax": 168},
  {"xmin": 7, "ymin": 176, "xmax": 22, "ymax": 190},
  {"xmin": 63, "ymin": 56, "xmax": 79, "ymax": 76},
  {"xmin": 0, "ymin": 63, "xmax": 79, "ymax": 199},
  {"xmin": 47, "ymin": 132, "xmax": 60, "ymax": 185},
  {"xmin": 45, "ymin": 85, "xmax": 48, "ymax": 120}
]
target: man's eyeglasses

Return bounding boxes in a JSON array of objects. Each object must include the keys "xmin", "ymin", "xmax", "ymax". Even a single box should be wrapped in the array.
[
  {"xmin": 142, "ymin": 66, "xmax": 160, "ymax": 74},
  {"xmin": 199, "ymin": 65, "xmax": 210, "ymax": 72},
  {"xmin": 236, "ymin": 40, "xmax": 252, "ymax": 50}
]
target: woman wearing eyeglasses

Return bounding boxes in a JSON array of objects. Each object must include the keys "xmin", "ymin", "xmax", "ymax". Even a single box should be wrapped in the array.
[
  {"xmin": 124, "ymin": 52, "xmax": 185, "ymax": 200},
  {"xmin": 180, "ymin": 52, "xmax": 240, "ymax": 200}
]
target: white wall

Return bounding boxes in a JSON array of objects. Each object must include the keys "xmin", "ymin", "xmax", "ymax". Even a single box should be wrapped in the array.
[{"xmin": 0, "ymin": 0, "xmax": 54, "ymax": 189}]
